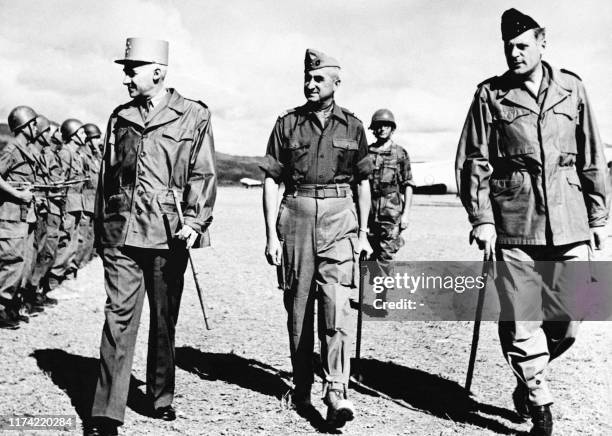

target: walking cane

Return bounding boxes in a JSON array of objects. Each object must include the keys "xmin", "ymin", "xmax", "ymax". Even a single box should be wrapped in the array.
[
  {"xmin": 170, "ymin": 189, "xmax": 211, "ymax": 330},
  {"xmin": 353, "ymin": 252, "xmax": 368, "ymax": 381},
  {"xmin": 464, "ymin": 251, "xmax": 493, "ymax": 393}
]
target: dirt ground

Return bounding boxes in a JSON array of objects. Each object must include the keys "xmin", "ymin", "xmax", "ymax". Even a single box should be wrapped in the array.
[{"xmin": 0, "ymin": 187, "xmax": 610, "ymax": 435}]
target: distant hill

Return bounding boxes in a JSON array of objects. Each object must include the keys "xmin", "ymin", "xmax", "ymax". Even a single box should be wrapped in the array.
[{"xmin": 0, "ymin": 123, "xmax": 264, "ymax": 185}]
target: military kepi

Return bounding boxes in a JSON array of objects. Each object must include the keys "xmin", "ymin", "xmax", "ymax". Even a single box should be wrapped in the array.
[
  {"xmin": 501, "ymin": 8, "xmax": 540, "ymax": 41},
  {"xmin": 115, "ymin": 37, "xmax": 169, "ymax": 65},
  {"xmin": 304, "ymin": 48, "xmax": 340, "ymax": 72}
]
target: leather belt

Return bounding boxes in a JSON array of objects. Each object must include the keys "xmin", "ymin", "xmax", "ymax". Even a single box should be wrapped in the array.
[{"xmin": 286, "ymin": 184, "xmax": 352, "ymax": 199}]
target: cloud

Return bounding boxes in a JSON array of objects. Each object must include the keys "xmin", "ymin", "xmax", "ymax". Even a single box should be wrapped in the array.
[{"xmin": 0, "ymin": 0, "xmax": 610, "ymax": 159}]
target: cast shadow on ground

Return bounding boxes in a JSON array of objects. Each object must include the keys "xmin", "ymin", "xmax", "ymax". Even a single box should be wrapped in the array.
[
  {"xmin": 348, "ymin": 357, "xmax": 525, "ymax": 434},
  {"xmin": 176, "ymin": 347, "xmax": 337, "ymax": 433},
  {"xmin": 31, "ymin": 349, "xmax": 155, "ymax": 423}
]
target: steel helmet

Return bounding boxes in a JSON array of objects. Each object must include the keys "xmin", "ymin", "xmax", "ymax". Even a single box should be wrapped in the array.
[
  {"xmin": 8, "ymin": 105, "xmax": 37, "ymax": 133},
  {"xmin": 35, "ymin": 115, "xmax": 51, "ymax": 138},
  {"xmin": 49, "ymin": 121, "xmax": 60, "ymax": 136},
  {"xmin": 82, "ymin": 123, "xmax": 102, "ymax": 140},
  {"xmin": 61, "ymin": 118, "xmax": 83, "ymax": 141},
  {"xmin": 369, "ymin": 108, "xmax": 396, "ymax": 129}
]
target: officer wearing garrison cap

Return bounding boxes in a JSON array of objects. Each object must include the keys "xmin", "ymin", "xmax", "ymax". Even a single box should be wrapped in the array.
[
  {"xmin": 88, "ymin": 38, "xmax": 216, "ymax": 436},
  {"xmin": 261, "ymin": 48, "xmax": 372, "ymax": 428},
  {"xmin": 456, "ymin": 9, "xmax": 607, "ymax": 436}
]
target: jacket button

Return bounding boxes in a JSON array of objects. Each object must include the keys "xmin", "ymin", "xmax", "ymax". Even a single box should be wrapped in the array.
[
  {"xmin": 138, "ymin": 170, "xmax": 145, "ymax": 176},
  {"xmin": 140, "ymin": 151, "xmax": 146, "ymax": 157}
]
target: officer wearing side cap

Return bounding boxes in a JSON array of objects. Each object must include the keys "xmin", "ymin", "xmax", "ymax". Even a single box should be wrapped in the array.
[
  {"xmin": 48, "ymin": 119, "xmax": 86, "ymax": 285},
  {"xmin": 367, "ymin": 109, "xmax": 414, "ymax": 272},
  {"xmin": 455, "ymin": 9, "xmax": 607, "ymax": 436},
  {"xmin": 88, "ymin": 38, "xmax": 216, "ymax": 436},
  {"xmin": 0, "ymin": 106, "xmax": 38, "ymax": 328},
  {"xmin": 261, "ymin": 48, "xmax": 373, "ymax": 429}
]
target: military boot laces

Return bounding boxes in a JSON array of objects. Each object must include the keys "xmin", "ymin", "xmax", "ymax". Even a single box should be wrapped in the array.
[
  {"xmin": 323, "ymin": 387, "xmax": 355, "ymax": 429},
  {"xmin": 529, "ymin": 404, "xmax": 553, "ymax": 436}
]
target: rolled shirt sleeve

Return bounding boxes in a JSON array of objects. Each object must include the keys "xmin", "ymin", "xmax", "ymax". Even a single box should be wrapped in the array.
[
  {"xmin": 260, "ymin": 120, "xmax": 285, "ymax": 182},
  {"xmin": 354, "ymin": 124, "xmax": 373, "ymax": 181}
]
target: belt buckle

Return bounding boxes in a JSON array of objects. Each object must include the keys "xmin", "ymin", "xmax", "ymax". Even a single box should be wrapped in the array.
[{"xmin": 316, "ymin": 186, "xmax": 325, "ymax": 199}]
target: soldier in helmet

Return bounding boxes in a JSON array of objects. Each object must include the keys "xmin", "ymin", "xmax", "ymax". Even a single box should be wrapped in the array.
[
  {"xmin": 0, "ymin": 106, "xmax": 38, "ymax": 328},
  {"xmin": 77, "ymin": 123, "xmax": 102, "ymax": 264},
  {"xmin": 48, "ymin": 119, "xmax": 86, "ymax": 286},
  {"xmin": 33, "ymin": 115, "xmax": 63, "ymax": 301},
  {"xmin": 261, "ymin": 48, "xmax": 372, "ymax": 428},
  {"xmin": 367, "ymin": 109, "xmax": 414, "ymax": 272}
]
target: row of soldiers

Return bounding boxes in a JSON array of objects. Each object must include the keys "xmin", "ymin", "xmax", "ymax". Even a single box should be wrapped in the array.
[{"xmin": 0, "ymin": 105, "xmax": 103, "ymax": 328}]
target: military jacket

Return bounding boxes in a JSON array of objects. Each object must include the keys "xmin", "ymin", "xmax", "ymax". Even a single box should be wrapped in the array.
[
  {"xmin": 56, "ymin": 140, "xmax": 85, "ymax": 213},
  {"xmin": 41, "ymin": 145, "xmax": 64, "ymax": 216},
  {"xmin": 368, "ymin": 141, "xmax": 414, "ymax": 224},
  {"xmin": 80, "ymin": 145, "xmax": 97, "ymax": 214},
  {"xmin": 261, "ymin": 103, "xmax": 372, "ymax": 189},
  {"xmin": 0, "ymin": 136, "xmax": 38, "ymax": 236},
  {"xmin": 456, "ymin": 62, "xmax": 607, "ymax": 245},
  {"xmin": 95, "ymin": 88, "xmax": 217, "ymax": 249}
]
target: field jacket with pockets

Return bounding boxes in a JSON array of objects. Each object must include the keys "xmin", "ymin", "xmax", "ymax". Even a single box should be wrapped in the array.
[
  {"xmin": 456, "ymin": 62, "xmax": 607, "ymax": 246},
  {"xmin": 95, "ymin": 88, "xmax": 217, "ymax": 249}
]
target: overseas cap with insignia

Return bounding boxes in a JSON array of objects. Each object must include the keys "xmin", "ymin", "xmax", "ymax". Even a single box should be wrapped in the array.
[
  {"xmin": 501, "ymin": 8, "xmax": 540, "ymax": 41},
  {"xmin": 304, "ymin": 48, "xmax": 340, "ymax": 72},
  {"xmin": 115, "ymin": 37, "xmax": 169, "ymax": 65}
]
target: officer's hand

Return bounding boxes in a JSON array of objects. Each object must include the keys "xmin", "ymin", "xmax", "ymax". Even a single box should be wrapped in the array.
[
  {"xmin": 590, "ymin": 226, "xmax": 607, "ymax": 250},
  {"xmin": 265, "ymin": 235, "xmax": 282, "ymax": 266},
  {"xmin": 470, "ymin": 223, "xmax": 497, "ymax": 260},
  {"xmin": 175, "ymin": 225, "xmax": 198, "ymax": 249},
  {"xmin": 400, "ymin": 214, "xmax": 410, "ymax": 231},
  {"xmin": 17, "ymin": 188, "xmax": 34, "ymax": 204},
  {"xmin": 357, "ymin": 232, "xmax": 373, "ymax": 258}
]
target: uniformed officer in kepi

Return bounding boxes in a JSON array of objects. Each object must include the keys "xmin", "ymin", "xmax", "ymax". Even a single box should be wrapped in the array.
[
  {"xmin": 261, "ymin": 49, "xmax": 373, "ymax": 429},
  {"xmin": 88, "ymin": 38, "xmax": 217, "ymax": 436},
  {"xmin": 456, "ymin": 9, "xmax": 607, "ymax": 436},
  {"xmin": 367, "ymin": 109, "xmax": 414, "ymax": 272}
]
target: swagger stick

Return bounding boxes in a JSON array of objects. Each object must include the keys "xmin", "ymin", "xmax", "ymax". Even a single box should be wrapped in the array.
[
  {"xmin": 465, "ymin": 252, "xmax": 492, "ymax": 393},
  {"xmin": 353, "ymin": 252, "xmax": 368, "ymax": 381},
  {"xmin": 171, "ymin": 189, "xmax": 211, "ymax": 330}
]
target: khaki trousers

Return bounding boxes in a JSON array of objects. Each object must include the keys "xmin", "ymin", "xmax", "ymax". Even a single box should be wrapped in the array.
[
  {"xmin": 277, "ymin": 194, "xmax": 358, "ymax": 390},
  {"xmin": 496, "ymin": 242, "xmax": 589, "ymax": 406}
]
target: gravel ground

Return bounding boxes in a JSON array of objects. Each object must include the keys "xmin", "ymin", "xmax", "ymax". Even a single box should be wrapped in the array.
[{"xmin": 0, "ymin": 187, "xmax": 610, "ymax": 435}]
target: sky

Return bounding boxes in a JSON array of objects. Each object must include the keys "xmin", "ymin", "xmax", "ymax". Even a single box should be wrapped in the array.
[{"xmin": 0, "ymin": 0, "xmax": 610, "ymax": 160}]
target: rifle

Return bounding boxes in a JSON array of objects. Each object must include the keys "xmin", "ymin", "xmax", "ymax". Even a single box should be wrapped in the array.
[{"xmin": 170, "ymin": 188, "xmax": 211, "ymax": 330}]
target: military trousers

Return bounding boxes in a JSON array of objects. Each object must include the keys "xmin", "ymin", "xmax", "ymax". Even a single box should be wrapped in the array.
[
  {"xmin": 75, "ymin": 212, "xmax": 94, "ymax": 268},
  {"xmin": 0, "ymin": 221, "xmax": 31, "ymax": 305},
  {"xmin": 277, "ymin": 194, "xmax": 358, "ymax": 390},
  {"xmin": 495, "ymin": 241, "xmax": 589, "ymax": 406},
  {"xmin": 91, "ymin": 245, "xmax": 188, "ymax": 423},
  {"xmin": 368, "ymin": 222, "xmax": 404, "ymax": 273},
  {"xmin": 50, "ymin": 211, "xmax": 81, "ymax": 280},
  {"xmin": 25, "ymin": 210, "xmax": 50, "ymax": 292}
]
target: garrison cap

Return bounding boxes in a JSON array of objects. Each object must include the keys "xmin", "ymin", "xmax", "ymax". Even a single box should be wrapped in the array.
[
  {"xmin": 304, "ymin": 48, "xmax": 340, "ymax": 72},
  {"xmin": 501, "ymin": 8, "xmax": 540, "ymax": 41},
  {"xmin": 115, "ymin": 37, "xmax": 169, "ymax": 65}
]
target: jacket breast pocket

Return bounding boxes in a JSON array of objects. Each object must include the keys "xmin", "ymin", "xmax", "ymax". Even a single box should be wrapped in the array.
[
  {"xmin": 495, "ymin": 107, "xmax": 537, "ymax": 157},
  {"xmin": 283, "ymin": 139, "xmax": 311, "ymax": 182},
  {"xmin": 162, "ymin": 127, "xmax": 194, "ymax": 146},
  {"xmin": 553, "ymin": 99, "xmax": 579, "ymax": 154},
  {"xmin": 332, "ymin": 138, "xmax": 358, "ymax": 176}
]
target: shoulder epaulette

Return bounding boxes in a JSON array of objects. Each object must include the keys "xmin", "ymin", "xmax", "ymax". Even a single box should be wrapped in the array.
[
  {"xmin": 477, "ymin": 76, "xmax": 498, "ymax": 89},
  {"xmin": 186, "ymin": 98, "xmax": 208, "ymax": 109},
  {"xmin": 340, "ymin": 106, "xmax": 361, "ymax": 122},
  {"xmin": 279, "ymin": 107, "xmax": 298, "ymax": 118},
  {"xmin": 560, "ymin": 68, "xmax": 582, "ymax": 81}
]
